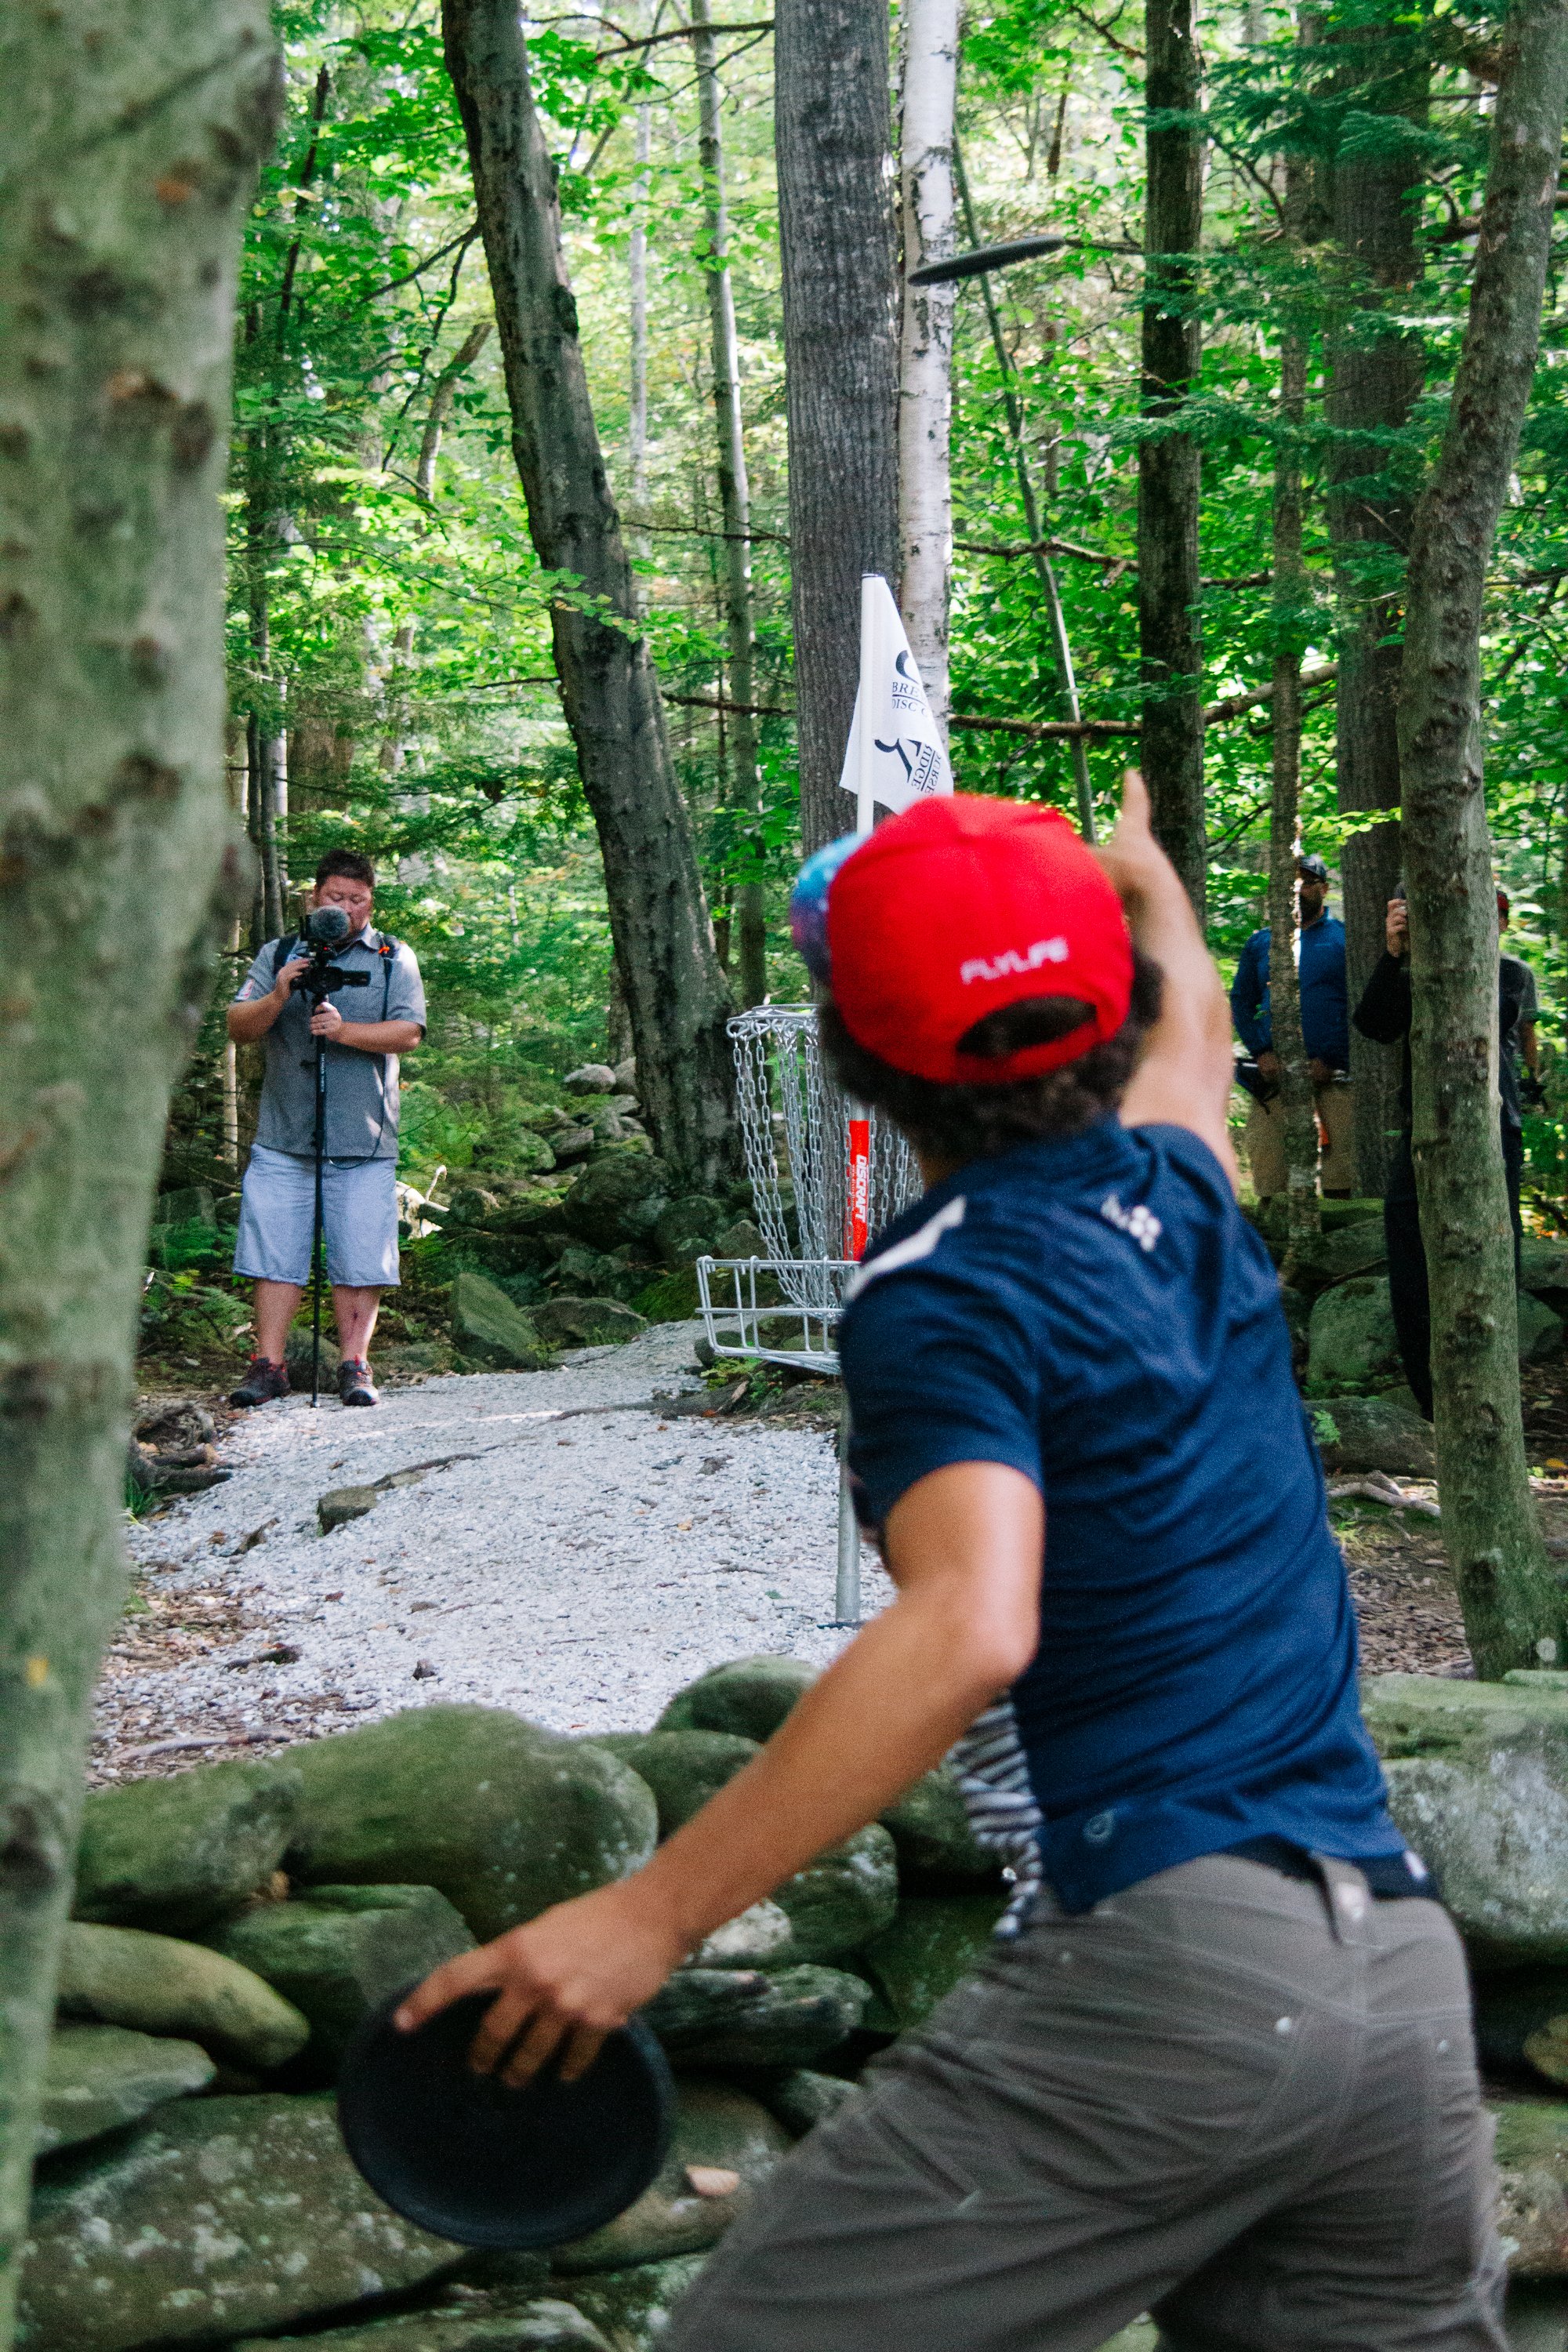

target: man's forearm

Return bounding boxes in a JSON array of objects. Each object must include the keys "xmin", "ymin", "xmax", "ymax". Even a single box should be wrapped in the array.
[
  {"xmin": 227, "ymin": 996, "xmax": 281, "ymax": 1044},
  {"xmin": 332, "ymin": 1020, "xmax": 423, "ymax": 1053},
  {"xmin": 631, "ymin": 1570, "xmax": 1033, "ymax": 1955}
]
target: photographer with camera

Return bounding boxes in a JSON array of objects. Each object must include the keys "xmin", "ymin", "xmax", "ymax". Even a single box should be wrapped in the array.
[{"xmin": 226, "ymin": 851, "xmax": 426, "ymax": 1409}]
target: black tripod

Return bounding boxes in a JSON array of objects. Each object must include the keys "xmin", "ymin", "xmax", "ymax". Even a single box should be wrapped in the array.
[{"xmin": 292, "ymin": 911, "xmax": 369, "ymax": 1406}]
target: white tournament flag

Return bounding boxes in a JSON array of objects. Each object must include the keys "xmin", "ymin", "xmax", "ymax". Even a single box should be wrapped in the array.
[{"xmin": 838, "ymin": 573, "xmax": 953, "ymax": 835}]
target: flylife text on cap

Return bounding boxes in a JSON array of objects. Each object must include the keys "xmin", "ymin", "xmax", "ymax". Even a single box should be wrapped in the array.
[{"xmin": 791, "ymin": 795, "xmax": 1134, "ymax": 1086}]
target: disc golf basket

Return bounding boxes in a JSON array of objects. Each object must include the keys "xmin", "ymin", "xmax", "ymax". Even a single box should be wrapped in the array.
[{"xmin": 696, "ymin": 1004, "xmax": 922, "ymax": 1624}]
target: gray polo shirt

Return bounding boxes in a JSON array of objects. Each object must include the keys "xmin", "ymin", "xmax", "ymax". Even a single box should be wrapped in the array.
[{"xmin": 235, "ymin": 927, "xmax": 426, "ymax": 1162}]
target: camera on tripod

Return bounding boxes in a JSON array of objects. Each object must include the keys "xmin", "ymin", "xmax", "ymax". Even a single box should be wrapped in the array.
[{"xmin": 292, "ymin": 903, "xmax": 372, "ymax": 1005}]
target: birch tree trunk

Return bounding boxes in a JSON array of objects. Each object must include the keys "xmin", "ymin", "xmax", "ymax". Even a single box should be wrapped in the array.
[
  {"xmin": 0, "ymin": 6, "xmax": 278, "ymax": 2332},
  {"xmin": 1270, "ymin": 328, "xmax": 1321, "ymax": 1262},
  {"xmin": 443, "ymin": 0, "xmax": 735, "ymax": 1187},
  {"xmin": 1139, "ymin": 0, "xmax": 1206, "ymax": 914},
  {"xmin": 897, "ymin": 0, "xmax": 958, "ymax": 734},
  {"xmin": 1399, "ymin": 0, "xmax": 1568, "ymax": 1679},
  {"xmin": 694, "ymin": 0, "xmax": 766, "ymax": 1006},
  {"xmin": 1327, "ymin": 24, "xmax": 1427, "ymax": 1194},
  {"xmin": 775, "ymin": 0, "xmax": 901, "ymax": 852}
]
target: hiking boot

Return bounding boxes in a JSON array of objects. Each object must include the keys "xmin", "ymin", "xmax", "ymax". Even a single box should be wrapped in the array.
[
  {"xmin": 339, "ymin": 1356, "xmax": 379, "ymax": 1408},
  {"xmin": 230, "ymin": 1356, "xmax": 291, "ymax": 1408}
]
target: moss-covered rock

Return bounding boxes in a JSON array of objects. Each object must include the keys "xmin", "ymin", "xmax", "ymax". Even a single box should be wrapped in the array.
[
  {"xmin": 1363, "ymin": 1674, "xmax": 1568, "ymax": 1763},
  {"xmin": 55, "ymin": 1921, "xmax": 310, "ymax": 2071},
  {"xmin": 1290, "ymin": 1219, "xmax": 1389, "ymax": 1292},
  {"xmin": 200, "ymin": 1885, "xmax": 475, "ymax": 2078},
  {"xmin": 880, "ymin": 1767, "xmax": 1000, "ymax": 1889},
  {"xmin": 561, "ymin": 2254, "xmax": 708, "ymax": 2352},
  {"xmin": 1383, "ymin": 1745, "xmax": 1568, "ymax": 1968},
  {"xmin": 655, "ymin": 1656, "xmax": 816, "ymax": 1742},
  {"xmin": 1306, "ymin": 1276, "xmax": 1403, "ymax": 1392},
  {"xmin": 16, "ymin": 2094, "xmax": 463, "ymax": 2350},
  {"xmin": 551, "ymin": 2081, "xmax": 789, "ymax": 2274},
  {"xmin": 451, "ymin": 1272, "xmax": 551, "ymax": 1370},
  {"xmin": 1310, "ymin": 1394, "xmax": 1436, "ymax": 1478},
  {"xmin": 562, "ymin": 1152, "xmax": 673, "ymax": 1251},
  {"xmin": 654, "ymin": 1194, "xmax": 728, "ymax": 1267},
  {"xmin": 230, "ymin": 2294, "xmax": 613, "ymax": 2350},
  {"xmin": 862, "ymin": 1892, "xmax": 1009, "ymax": 2031},
  {"xmin": 73, "ymin": 1758, "xmax": 302, "ymax": 1933},
  {"xmin": 771, "ymin": 1825, "xmax": 900, "ymax": 1962},
  {"xmin": 1519, "ymin": 1294, "xmax": 1566, "ymax": 1363},
  {"xmin": 35, "ymin": 2025, "xmax": 213, "ymax": 2157},
  {"xmin": 283, "ymin": 1707, "xmax": 658, "ymax": 1941},
  {"xmin": 749, "ymin": 2066, "xmax": 864, "ymax": 2138},
  {"xmin": 590, "ymin": 1730, "xmax": 758, "ymax": 1838},
  {"xmin": 532, "ymin": 1297, "xmax": 648, "ymax": 1348},
  {"xmin": 641, "ymin": 1965, "xmax": 869, "ymax": 2066}
]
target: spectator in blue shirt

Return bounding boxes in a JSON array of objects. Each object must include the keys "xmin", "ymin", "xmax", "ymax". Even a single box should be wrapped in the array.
[{"xmin": 1230, "ymin": 854, "xmax": 1354, "ymax": 1200}]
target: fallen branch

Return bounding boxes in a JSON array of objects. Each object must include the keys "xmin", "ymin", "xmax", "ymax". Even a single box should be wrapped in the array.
[{"xmin": 1327, "ymin": 1472, "xmax": 1443, "ymax": 1518}]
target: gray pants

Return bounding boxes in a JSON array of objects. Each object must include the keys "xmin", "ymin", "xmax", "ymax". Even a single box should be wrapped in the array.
[{"xmin": 667, "ymin": 1853, "xmax": 1506, "ymax": 2352}]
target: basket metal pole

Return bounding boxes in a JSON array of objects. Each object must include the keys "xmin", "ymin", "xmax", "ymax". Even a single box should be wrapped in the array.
[{"xmin": 834, "ymin": 1397, "xmax": 861, "ymax": 1627}]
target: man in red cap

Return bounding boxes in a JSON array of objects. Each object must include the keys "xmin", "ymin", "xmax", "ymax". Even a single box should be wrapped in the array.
[{"xmin": 399, "ymin": 776, "xmax": 1501, "ymax": 2350}]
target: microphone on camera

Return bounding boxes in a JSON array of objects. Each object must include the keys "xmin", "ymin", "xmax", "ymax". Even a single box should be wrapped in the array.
[{"xmin": 304, "ymin": 905, "xmax": 351, "ymax": 947}]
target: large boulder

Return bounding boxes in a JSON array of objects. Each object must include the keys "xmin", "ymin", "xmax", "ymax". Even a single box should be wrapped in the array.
[
  {"xmin": 750, "ymin": 2067, "xmax": 864, "ymax": 2138},
  {"xmin": 282, "ymin": 1707, "xmax": 658, "ymax": 1941},
  {"xmin": 591, "ymin": 1731, "xmax": 759, "ymax": 1838},
  {"xmin": 15, "ymin": 2094, "xmax": 463, "ymax": 2351},
  {"xmin": 36, "ymin": 2025, "xmax": 213, "ymax": 2157},
  {"xmin": 655, "ymin": 1657, "xmax": 816, "ymax": 1743},
  {"xmin": 771, "ymin": 1826, "xmax": 900, "ymax": 1962},
  {"xmin": 532, "ymin": 1297, "xmax": 648, "ymax": 1348},
  {"xmin": 451, "ymin": 1272, "xmax": 551, "ymax": 1370},
  {"xmin": 1290, "ymin": 1220, "xmax": 1389, "ymax": 1292},
  {"xmin": 1310, "ymin": 1394, "xmax": 1436, "ymax": 1478},
  {"xmin": 552, "ymin": 2082, "xmax": 790, "ymax": 2274},
  {"xmin": 564, "ymin": 1064, "xmax": 618, "ymax": 1095},
  {"xmin": 201, "ymin": 1885, "xmax": 476, "ymax": 2078},
  {"xmin": 1519, "ymin": 1294, "xmax": 1566, "ymax": 1363},
  {"xmin": 563, "ymin": 1152, "xmax": 673, "ymax": 1251},
  {"xmin": 1306, "ymin": 1277, "xmax": 1403, "ymax": 1392},
  {"xmin": 56, "ymin": 1922, "xmax": 310, "ymax": 2071},
  {"xmin": 1364, "ymin": 1677, "xmax": 1568, "ymax": 1968},
  {"xmin": 73, "ymin": 1759, "xmax": 302, "ymax": 1933},
  {"xmin": 880, "ymin": 1767, "xmax": 1000, "ymax": 1889},
  {"xmin": 1523, "ymin": 1236, "xmax": 1568, "ymax": 1312},
  {"xmin": 641, "ymin": 1965, "xmax": 869, "ymax": 2066},
  {"xmin": 862, "ymin": 1893, "xmax": 1009, "ymax": 2031},
  {"xmin": 562, "ymin": 2254, "xmax": 709, "ymax": 2352},
  {"xmin": 230, "ymin": 2296, "xmax": 613, "ymax": 2350}
]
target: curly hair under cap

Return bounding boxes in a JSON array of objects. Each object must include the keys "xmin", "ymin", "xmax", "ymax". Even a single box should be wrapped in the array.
[{"xmin": 819, "ymin": 949, "xmax": 1163, "ymax": 1165}]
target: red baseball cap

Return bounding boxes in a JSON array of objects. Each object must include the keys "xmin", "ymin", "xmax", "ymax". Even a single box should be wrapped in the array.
[{"xmin": 826, "ymin": 795, "xmax": 1134, "ymax": 1083}]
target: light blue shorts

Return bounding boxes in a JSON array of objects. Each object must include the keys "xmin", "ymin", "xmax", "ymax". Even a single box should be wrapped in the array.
[{"xmin": 234, "ymin": 1145, "xmax": 400, "ymax": 1289}]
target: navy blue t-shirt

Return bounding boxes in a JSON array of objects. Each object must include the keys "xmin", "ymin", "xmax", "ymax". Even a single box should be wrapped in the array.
[{"xmin": 839, "ymin": 1116, "xmax": 1403, "ymax": 1913}]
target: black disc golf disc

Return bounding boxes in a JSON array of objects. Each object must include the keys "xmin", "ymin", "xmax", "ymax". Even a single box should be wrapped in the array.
[{"xmin": 337, "ymin": 1984, "xmax": 676, "ymax": 2249}]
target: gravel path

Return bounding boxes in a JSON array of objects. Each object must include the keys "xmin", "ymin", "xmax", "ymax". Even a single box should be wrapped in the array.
[{"xmin": 100, "ymin": 1324, "xmax": 890, "ymax": 1778}]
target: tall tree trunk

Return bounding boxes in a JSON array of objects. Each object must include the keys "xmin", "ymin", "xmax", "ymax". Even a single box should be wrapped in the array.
[
  {"xmin": 897, "ymin": 0, "xmax": 958, "ymax": 734},
  {"xmin": 628, "ymin": 100, "xmax": 652, "ymax": 612},
  {"xmin": 414, "ymin": 321, "xmax": 491, "ymax": 505},
  {"xmin": 1270, "ymin": 326, "xmax": 1321, "ymax": 1261},
  {"xmin": 775, "ymin": 0, "xmax": 901, "ymax": 853},
  {"xmin": 1139, "ymin": 0, "xmax": 1205, "ymax": 913},
  {"xmin": 694, "ymin": 0, "xmax": 766, "ymax": 1007},
  {"xmin": 1327, "ymin": 24, "xmax": 1426, "ymax": 1194},
  {"xmin": 0, "ymin": 7, "xmax": 278, "ymax": 2335},
  {"xmin": 442, "ymin": 0, "xmax": 735, "ymax": 1187},
  {"xmin": 1399, "ymin": 0, "xmax": 1568, "ymax": 1681}
]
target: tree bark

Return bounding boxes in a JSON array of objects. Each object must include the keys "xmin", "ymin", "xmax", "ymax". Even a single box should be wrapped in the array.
[
  {"xmin": 443, "ymin": 0, "xmax": 735, "ymax": 1186},
  {"xmin": 1326, "ymin": 24, "xmax": 1426, "ymax": 1193},
  {"xmin": 694, "ymin": 0, "xmax": 766, "ymax": 1007},
  {"xmin": 1139, "ymin": 0, "xmax": 1205, "ymax": 914},
  {"xmin": 897, "ymin": 0, "xmax": 958, "ymax": 735},
  {"xmin": 775, "ymin": 0, "xmax": 900, "ymax": 852},
  {"xmin": 628, "ymin": 100, "xmax": 652, "ymax": 610},
  {"xmin": 1270, "ymin": 328, "xmax": 1321, "ymax": 1263},
  {"xmin": 1399, "ymin": 0, "xmax": 1568, "ymax": 1680},
  {"xmin": 0, "ymin": 6, "xmax": 278, "ymax": 2334}
]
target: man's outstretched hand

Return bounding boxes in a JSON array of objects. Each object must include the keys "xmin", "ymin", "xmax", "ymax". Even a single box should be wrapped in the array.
[{"xmin": 393, "ymin": 1877, "xmax": 688, "ymax": 2088}]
